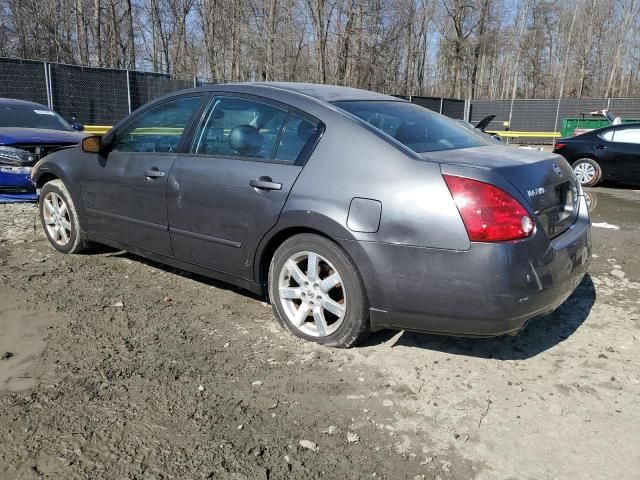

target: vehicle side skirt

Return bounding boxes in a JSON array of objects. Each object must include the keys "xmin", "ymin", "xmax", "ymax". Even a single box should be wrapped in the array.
[{"xmin": 85, "ymin": 232, "xmax": 263, "ymax": 295}]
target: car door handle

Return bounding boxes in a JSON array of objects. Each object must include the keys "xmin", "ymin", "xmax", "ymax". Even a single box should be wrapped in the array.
[
  {"xmin": 595, "ymin": 145, "xmax": 607, "ymax": 150},
  {"xmin": 144, "ymin": 168, "xmax": 166, "ymax": 178},
  {"xmin": 250, "ymin": 177, "xmax": 282, "ymax": 191}
]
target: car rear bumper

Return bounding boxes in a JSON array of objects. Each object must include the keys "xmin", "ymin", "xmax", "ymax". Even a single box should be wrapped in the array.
[{"xmin": 356, "ymin": 195, "xmax": 592, "ymax": 336}]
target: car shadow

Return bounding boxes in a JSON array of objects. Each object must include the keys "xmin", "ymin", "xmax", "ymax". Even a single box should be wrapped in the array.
[
  {"xmin": 363, "ymin": 274, "xmax": 596, "ymax": 360},
  {"xmin": 104, "ymin": 250, "xmax": 265, "ymax": 301},
  {"xmin": 102, "ymin": 249, "xmax": 595, "ymax": 359}
]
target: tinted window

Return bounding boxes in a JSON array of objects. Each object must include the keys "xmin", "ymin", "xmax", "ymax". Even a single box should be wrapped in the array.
[
  {"xmin": 612, "ymin": 128, "xmax": 640, "ymax": 144},
  {"xmin": 193, "ymin": 96, "xmax": 288, "ymax": 160},
  {"xmin": 0, "ymin": 104, "xmax": 72, "ymax": 131},
  {"xmin": 275, "ymin": 114, "xmax": 319, "ymax": 162},
  {"xmin": 334, "ymin": 100, "xmax": 487, "ymax": 153},
  {"xmin": 111, "ymin": 97, "xmax": 201, "ymax": 153}
]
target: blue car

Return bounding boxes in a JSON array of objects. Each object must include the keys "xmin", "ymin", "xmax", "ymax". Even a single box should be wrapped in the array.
[{"xmin": 0, "ymin": 98, "xmax": 86, "ymax": 202}]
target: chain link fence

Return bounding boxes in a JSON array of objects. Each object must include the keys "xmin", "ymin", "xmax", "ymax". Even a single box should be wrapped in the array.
[
  {"xmin": 2, "ymin": 57, "xmax": 640, "ymax": 141},
  {"xmin": 0, "ymin": 57, "xmax": 214, "ymax": 125},
  {"xmin": 395, "ymin": 95, "xmax": 465, "ymax": 119},
  {"xmin": 0, "ymin": 58, "xmax": 49, "ymax": 106},
  {"xmin": 469, "ymin": 97, "xmax": 640, "ymax": 143}
]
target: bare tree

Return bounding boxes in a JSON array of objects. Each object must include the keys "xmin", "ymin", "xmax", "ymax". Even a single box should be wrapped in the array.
[{"xmin": 2, "ymin": 0, "xmax": 640, "ymax": 98}]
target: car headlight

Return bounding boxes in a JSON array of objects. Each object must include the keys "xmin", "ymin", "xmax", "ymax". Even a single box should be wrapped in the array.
[{"xmin": 0, "ymin": 146, "xmax": 36, "ymax": 166}]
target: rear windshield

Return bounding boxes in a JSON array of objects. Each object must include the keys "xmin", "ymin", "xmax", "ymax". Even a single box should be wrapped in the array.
[
  {"xmin": 334, "ymin": 100, "xmax": 487, "ymax": 153},
  {"xmin": 0, "ymin": 104, "xmax": 72, "ymax": 131}
]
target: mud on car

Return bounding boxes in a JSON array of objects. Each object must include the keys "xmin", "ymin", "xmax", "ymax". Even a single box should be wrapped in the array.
[{"xmin": 32, "ymin": 83, "xmax": 591, "ymax": 347}]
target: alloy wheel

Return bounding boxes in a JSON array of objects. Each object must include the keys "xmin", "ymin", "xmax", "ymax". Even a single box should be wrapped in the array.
[
  {"xmin": 277, "ymin": 251, "xmax": 346, "ymax": 337},
  {"xmin": 42, "ymin": 191, "xmax": 72, "ymax": 246}
]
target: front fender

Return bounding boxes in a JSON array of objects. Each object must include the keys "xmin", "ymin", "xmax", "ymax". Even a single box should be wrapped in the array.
[{"xmin": 31, "ymin": 147, "xmax": 90, "ymax": 230}]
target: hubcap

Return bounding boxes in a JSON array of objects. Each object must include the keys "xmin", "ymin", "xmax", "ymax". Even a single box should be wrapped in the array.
[
  {"xmin": 278, "ymin": 251, "xmax": 346, "ymax": 337},
  {"xmin": 573, "ymin": 161, "xmax": 596, "ymax": 184},
  {"xmin": 42, "ymin": 192, "xmax": 72, "ymax": 246}
]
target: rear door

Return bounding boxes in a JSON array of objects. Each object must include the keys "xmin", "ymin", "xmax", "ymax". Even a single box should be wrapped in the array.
[
  {"xmin": 167, "ymin": 94, "xmax": 322, "ymax": 279},
  {"xmin": 604, "ymin": 127, "xmax": 640, "ymax": 181},
  {"xmin": 81, "ymin": 95, "xmax": 204, "ymax": 255}
]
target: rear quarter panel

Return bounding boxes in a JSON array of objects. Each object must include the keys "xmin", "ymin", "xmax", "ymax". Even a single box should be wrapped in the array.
[{"xmin": 281, "ymin": 110, "xmax": 470, "ymax": 251}]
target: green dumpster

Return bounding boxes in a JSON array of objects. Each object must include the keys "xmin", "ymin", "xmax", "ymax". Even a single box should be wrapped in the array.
[{"xmin": 561, "ymin": 117, "xmax": 640, "ymax": 137}]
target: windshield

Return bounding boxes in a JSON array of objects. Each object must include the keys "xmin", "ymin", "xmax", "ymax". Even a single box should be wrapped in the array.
[
  {"xmin": 334, "ymin": 100, "xmax": 487, "ymax": 153},
  {"xmin": 0, "ymin": 104, "xmax": 73, "ymax": 131}
]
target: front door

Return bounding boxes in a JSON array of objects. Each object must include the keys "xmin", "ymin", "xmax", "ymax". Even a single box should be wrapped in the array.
[
  {"xmin": 81, "ymin": 96, "xmax": 204, "ymax": 255},
  {"xmin": 166, "ymin": 94, "xmax": 321, "ymax": 279}
]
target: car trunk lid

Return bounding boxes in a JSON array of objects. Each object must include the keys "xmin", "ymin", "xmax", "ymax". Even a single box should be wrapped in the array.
[{"xmin": 424, "ymin": 145, "xmax": 579, "ymax": 239}]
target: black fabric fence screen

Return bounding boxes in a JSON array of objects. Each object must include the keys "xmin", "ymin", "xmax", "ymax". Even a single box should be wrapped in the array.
[
  {"xmin": 3, "ymin": 57, "xmax": 640, "ymax": 142},
  {"xmin": 0, "ymin": 58, "xmax": 49, "ymax": 106},
  {"xmin": 0, "ymin": 57, "xmax": 213, "ymax": 125}
]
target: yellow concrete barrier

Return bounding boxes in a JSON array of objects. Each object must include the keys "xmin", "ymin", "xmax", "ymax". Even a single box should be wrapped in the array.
[
  {"xmin": 84, "ymin": 125, "xmax": 112, "ymax": 135},
  {"xmin": 487, "ymin": 131, "xmax": 562, "ymax": 139},
  {"xmin": 83, "ymin": 126, "xmax": 185, "ymax": 135},
  {"xmin": 85, "ymin": 125, "xmax": 563, "ymax": 140}
]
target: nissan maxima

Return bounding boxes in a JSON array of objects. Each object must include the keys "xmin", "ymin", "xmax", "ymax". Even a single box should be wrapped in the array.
[{"xmin": 32, "ymin": 83, "xmax": 591, "ymax": 347}]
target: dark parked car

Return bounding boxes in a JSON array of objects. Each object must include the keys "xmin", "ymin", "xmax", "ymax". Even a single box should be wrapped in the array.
[
  {"xmin": 32, "ymin": 83, "xmax": 591, "ymax": 347},
  {"xmin": 553, "ymin": 123, "xmax": 640, "ymax": 186},
  {"xmin": 0, "ymin": 98, "xmax": 86, "ymax": 202}
]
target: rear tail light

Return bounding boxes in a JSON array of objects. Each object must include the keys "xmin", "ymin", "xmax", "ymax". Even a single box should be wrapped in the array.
[
  {"xmin": 554, "ymin": 143, "xmax": 566, "ymax": 150},
  {"xmin": 443, "ymin": 174, "xmax": 535, "ymax": 242}
]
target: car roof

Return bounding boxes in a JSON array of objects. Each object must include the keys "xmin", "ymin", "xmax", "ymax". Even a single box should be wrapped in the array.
[
  {"xmin": 606, "ymin": 122, "xmax": 640, "ymax": 130},
  {"xmin": 204, "ymin": 82, "xmax": 402, "ymax": 103},
  {"xmin": 0, "ymin": 97, "xmax": 48, "ymax": 109}
]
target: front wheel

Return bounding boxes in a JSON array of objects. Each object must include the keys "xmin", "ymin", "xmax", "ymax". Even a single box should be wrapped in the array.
[
  {"xmin": 39, "ymin": 179, "xmax": 86, "ymax": 254},
  {"xmin": 572, "ymin": 158, "xmax": 602, "ymax": 187},
  {"xmin": 268, "ymin": 234, "xmax": 370, "ymax": 348}
]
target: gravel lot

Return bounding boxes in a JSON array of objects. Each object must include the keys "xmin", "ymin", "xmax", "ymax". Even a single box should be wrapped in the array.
[{"xmin": 1, "ymin": 187, "xmax": 639, "ymax": 479}]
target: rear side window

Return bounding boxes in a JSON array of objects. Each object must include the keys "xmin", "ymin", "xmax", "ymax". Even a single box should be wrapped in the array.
[
  {"xmin": 275, "ymin": 114, "xmax": 320, "ymax": 162},
  {"xmin": 334, "ymin": 100, "xmax": 487, "ymax": 153},
  {"xmin": 111, "ymin": 97, "xmax": 202, "ymax": 153},
  {"xmin": 611, "ymin": 128, "xmax": 640, "ymax": 144},
  {"xmin": 600, "ymin": 130, "xmax": 614, "ymax": 141},
  {"xmin": 192, "ymin": 96, "xmax": 288, "ymax": 160}
]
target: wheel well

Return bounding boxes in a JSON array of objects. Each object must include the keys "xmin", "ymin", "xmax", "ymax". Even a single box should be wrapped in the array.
[
  {"xmin": 258, "ymin": 227, "xmax": 335, "ymax": 288},
  {"xmin": 572, "ymin": 155, "xmax": 598, "ymax": 165},
  {"xmin": 36, "ymin": 173, "xmax": 59, "ymax": 189}
]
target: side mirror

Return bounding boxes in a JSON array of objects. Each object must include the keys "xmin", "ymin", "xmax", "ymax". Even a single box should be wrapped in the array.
[
  {"xmin": 71, "ymin": 123, "xmax": 85, "ymax": 131},
  {"xmin": 81, "ymin": 135, "xmax": 102, "ymax": 153}
]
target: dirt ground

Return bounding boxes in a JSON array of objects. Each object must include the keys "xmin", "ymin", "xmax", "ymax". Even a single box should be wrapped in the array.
[{"xmin": 0, "ymin": 186, "xmax": 639, "ymax": 480}]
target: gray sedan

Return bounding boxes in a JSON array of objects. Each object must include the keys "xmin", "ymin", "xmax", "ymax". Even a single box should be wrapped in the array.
[{"xmin": 32, "ymin": 83, "xmax": 591, "ymax": 347}]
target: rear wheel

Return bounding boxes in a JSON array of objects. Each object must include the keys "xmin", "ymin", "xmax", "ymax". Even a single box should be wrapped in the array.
[
  {"xmin": 39, "ymin": 180, "xmax": 86, "ymax": 254},
  {"xmin": 572, "ymin": 158, "xmax": 602, "ymax": 187},
  {"xmin": 268, "ymin": 234, "xmax": 370, "ymax": 348}
]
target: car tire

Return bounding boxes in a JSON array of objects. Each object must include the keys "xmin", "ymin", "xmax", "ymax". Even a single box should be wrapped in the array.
[
  {"xmin": 572, "ymin": 158, "xmax": 602, "ymax": 187},
  {"xmin": 268, "ymin": 233, "xmax": 370, "ymax": 348},
  {"xmin": 39, "ymin": 179, "xmax": 86, "ymax": 254}
]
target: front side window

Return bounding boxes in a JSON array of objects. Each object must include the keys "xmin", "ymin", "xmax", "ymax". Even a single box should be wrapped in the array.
[
  {"xmin": 110, "ymin": 96, "xmax": 202, "ymax": 153},
  {"xmin": 334, "ymin": 100, "xmax": 487, "ymax": 153},
  {"xmin": 611, "ymin": 128, "xmax": 640, "ymax": 144},
  {"xmin": 192, "ymin": 96, "xmax": 289, "ymax": 160}
]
